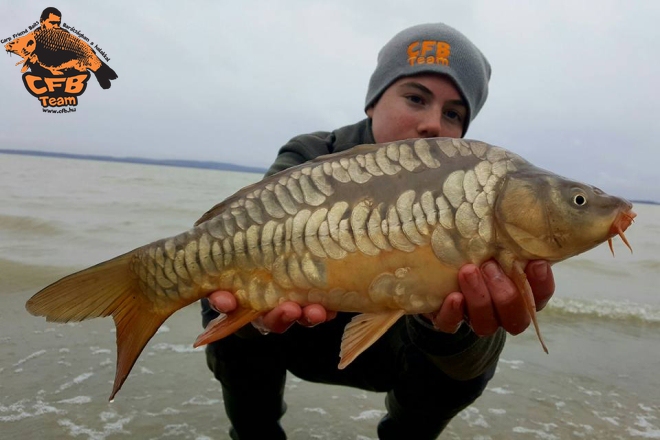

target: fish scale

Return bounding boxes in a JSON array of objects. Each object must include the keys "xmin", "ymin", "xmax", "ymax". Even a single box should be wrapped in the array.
[{"xmin": 26, "ymin": 137, "xmax": 636, "ymax": 400}]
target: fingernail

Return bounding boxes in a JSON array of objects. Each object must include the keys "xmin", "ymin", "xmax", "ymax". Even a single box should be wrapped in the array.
[
  {"xmin": 208, "ymin": 302, "xmax": 221, "ymax": 314},
  {"xmin": 465, "ymin": 270, "xmax": 481, "ymax": 289},
  {"xmin": 532, "ymin": 261, "xmax": 548, "ymax": 281},
  {"xmin": 482, "ymin": 261, "xmax": 501, "ymax": 280}
]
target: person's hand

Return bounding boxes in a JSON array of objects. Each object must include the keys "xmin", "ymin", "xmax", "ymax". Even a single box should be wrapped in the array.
[
  {"xmin": 425, "ymin": 260, "xmax": 555, "ymax": 336},
  {"xmin": 207, "ymin": 291, "xmax": 337, "ymax": 334}
]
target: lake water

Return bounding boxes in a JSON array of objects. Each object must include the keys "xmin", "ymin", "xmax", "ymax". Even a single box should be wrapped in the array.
[{"xmin": 1, "ymin": 154, "xmax": 658, "ymax": 439}]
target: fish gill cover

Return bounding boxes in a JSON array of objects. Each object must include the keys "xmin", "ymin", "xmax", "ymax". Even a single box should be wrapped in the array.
[{"xmin": 3, "ymin": 7, "xmax": 118, "ymax": 111}]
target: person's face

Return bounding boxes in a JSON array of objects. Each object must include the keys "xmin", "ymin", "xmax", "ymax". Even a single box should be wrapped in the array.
[
  {"xmin": 366, "ymin": 74, "xmax": 467, "ymax": 143},
  {"xmin": 41, "ymin": 13, "xmax": 61, "ymax": 29}
]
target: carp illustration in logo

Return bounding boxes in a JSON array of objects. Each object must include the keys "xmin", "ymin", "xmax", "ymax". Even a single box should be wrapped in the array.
[{"xmin": 4, "ymin": 7, "xmax": 117, "ymax": 110}]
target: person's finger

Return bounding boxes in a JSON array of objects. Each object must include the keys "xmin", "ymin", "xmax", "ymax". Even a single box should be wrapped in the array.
[
  {"xmin": 207, "ymin": 290, "xmax": 237, "ymax": 314},
  {"xmin": 460, "ymin": 263, "xmax": 498, "ymax": 336},
  {"xmin": 525, "ymin": 260, "xmax": 555, "ymax": 311},
  {"xmin": 298, "ymin": 304, "xmax": 328, "ymax": 327},
  {"xmin": 428, "ymin": 292, "xmax": 464, "ymax": 333},
  {"xmin": 259, "ymin": 302, "xmax": 302, "ymax": 333},
  {"xmin": 484, "ymin": 262, "xmax": 530, "ymax": 335}
]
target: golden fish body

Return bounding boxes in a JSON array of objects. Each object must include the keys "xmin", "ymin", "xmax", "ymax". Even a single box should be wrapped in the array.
[{"xmin": 26, "ymin": 138, "xmax": 635, "ymax": 400}]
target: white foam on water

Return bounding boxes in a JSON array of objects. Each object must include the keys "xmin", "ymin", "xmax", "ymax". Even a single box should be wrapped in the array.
[
  {"xmin": 58, "ymin": 416, "xmax": 132, "ymax": 440},
  {"xmin": 59, "ymin": 348, "xmax": 70, "ymax": 353},
  {"xmin": 182, "ymin": 396, "xmax": 221, "ymax": 406},
  {"xmin": 627, "ymin": 415, "xmax": 660, "ymax": 438},
  {"xmin": 355, "ymin": 436, "xmax": 377, "ymax": 440},
  {"xmin": 144, "ymin": 407, "xmax": 181, "ymax": 417},
  {"xmin": 57, "ymin": 372, "xmax": 94, "ymax": 392},
  {"xmin": 140, "ymin": 366, "xmax": 154, "ymax": 374},
  {"xmin": 499, "ymin": 359, "xmax": 524, "ymax": 370},
  {"xmin": 459, "ymin": 407, "xmax": 489, "ymax": 428},
  {"xmin": 57, "ymin": 396, "xmax": 92, "ymax": 404},
  {"xmin": 487, "ymin": 386, "xmax": 513, "ymax": 395},
  {"xmin": 151, "ymin": 343, "xmax": 203, "ymax": 353},
  {"xmin": 304, "ymin": 407, "xmax": 328, "ymax": 415},
  {"xmin": 488, "ymin": 408, "xmax": 506, "ymax": 415},
  {"xmin": 156, "ymin": 325, "xmax": 170, "ymax": 334},
  {"xmin": 548, "ymin": 298, "xmax": 660, "ymax": 324},
  {"xmin": 99, "ymin": 411, "xmax": 117, "ymax": 422},
  {"xmin": 350, "ymin": 409, "xmax": 386, "ymax": 421},
  {"xmin": 512, "ymin": 426, "xmax": 558, "ymax": 440},
  {"xmin": 13, "ymin": 349, "xmax": 47, "ymax": 367},
  {"xmin": 162, "ymin": 423, "xmax": 200, "ymax": 437},
  {"xmin": 0, "ymin": 397, "xmax": 65, "ymax": 422},
  {"xmin": 99, "ymin": 358, "xmax": 113, "ymax": 366},
  {"xmin": 592, "ymin": 410, "xmax": 620, "ymax": 426},
  {"xmin": 577, "ymin": 386, "xmax": 602, "ymax": 397},
  {"xmin": 91, "ymin": 347, "xmax": 112, "ymax": 355}
]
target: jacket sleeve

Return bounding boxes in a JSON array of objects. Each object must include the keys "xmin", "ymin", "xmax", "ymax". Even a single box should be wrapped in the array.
[
  {"xmin": 265, "ymin": 133, "xmax": 334, "ymax": 177},
  {"xmin": 406, "ymin": 315, "xmax": 506, "ymax": 380}
]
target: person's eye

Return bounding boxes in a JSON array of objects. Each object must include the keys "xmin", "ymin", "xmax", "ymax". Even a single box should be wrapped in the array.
[
  {"xmin": 405, "ymin": 95, "xmax": 425, "ymax": 105},
  {"xmin": 444, "ymin": 109, "xmax": 463, "ymax": 123}
]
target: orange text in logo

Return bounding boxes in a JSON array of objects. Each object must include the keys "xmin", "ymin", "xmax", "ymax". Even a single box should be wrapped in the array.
[
  {"xmin": 407, "ymin": 41, "xmax": 451, "ymax": 66},
  {"xmin": 21, "ymin": 73, "xmax": 90, "ymax": 107}
]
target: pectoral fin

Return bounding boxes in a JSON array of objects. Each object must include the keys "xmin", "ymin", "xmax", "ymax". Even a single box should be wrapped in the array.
[
  {"xmin": 338, "ymin": 310, "xmax": 405, "ymax": 369},
  {"xmin": 193, "ymin": 306, "xmax": 263, "ymax": 348},
  {"xmin": 498, "ymin": 252, "xmax": 549, "ymax": 354},
  {"xmin": 509, "ymin": 260, "xmax": 548, "ymax": 353}
]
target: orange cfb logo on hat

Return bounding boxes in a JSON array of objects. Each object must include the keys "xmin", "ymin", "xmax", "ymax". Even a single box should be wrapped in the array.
[{"xmin": 407, "ymin": 40, "xmax": 451, "ymax": 66}]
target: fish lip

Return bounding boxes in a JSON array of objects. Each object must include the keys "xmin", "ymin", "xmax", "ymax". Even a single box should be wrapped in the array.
[
  {"xmin": 607, "ymin": 207, "xmax": 636, "ymax": 255},
  {"xmin": 613, "ymin": 208, "xmax": 636, "ymax": 235}
]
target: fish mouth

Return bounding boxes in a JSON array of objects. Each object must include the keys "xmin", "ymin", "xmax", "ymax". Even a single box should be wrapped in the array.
[{"xmin": 608, "ymin": 208, "xmax": 636, "ymax": 255}]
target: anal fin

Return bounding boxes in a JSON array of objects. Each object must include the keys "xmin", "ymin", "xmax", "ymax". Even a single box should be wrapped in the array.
[
  {"xmin": 193, "ymin": 306, "xmax": 263, "ymax": 348},
  {"xmin": 338, "ymin": 311, "xmax": 405, "ymax": 369}
]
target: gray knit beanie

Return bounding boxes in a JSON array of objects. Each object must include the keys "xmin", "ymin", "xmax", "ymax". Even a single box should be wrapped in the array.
[{"xmin": 365, "ymin": 23, "xmax": 491, "ymax": 135}]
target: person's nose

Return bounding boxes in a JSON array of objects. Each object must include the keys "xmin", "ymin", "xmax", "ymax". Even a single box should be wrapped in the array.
[{"xmin": 417, "ymin": 108, "xmax": 442, "ymax": 138}]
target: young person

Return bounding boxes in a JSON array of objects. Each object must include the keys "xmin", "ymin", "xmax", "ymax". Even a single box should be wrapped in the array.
[{"xmin": 201, "ymin": 23, "xmax": 555, "ymax": 439}]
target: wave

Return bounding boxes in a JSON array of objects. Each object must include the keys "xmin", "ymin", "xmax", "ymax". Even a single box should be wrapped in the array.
[
  {"xmin": 0, "ymin": 214, "xmax": 65, "ymax": 236},
  {"xmin": 545, "ymin": 297, "xmax": 660, "ymax": 325},
  {"xmin": 561, "ymin": 259, "xmax": 634, "ymax": 277}
]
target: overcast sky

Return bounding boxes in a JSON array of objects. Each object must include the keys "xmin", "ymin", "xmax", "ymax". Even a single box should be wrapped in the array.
[{"xmin": 1, "ymin": 1, "xmax": 658, "ymax": 201}]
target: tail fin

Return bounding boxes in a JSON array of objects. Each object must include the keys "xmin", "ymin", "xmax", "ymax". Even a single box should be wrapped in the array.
[
  {"xmin": 26, "ymin": 251, "xmax": 176, "ymax": 400},
  {"xmin": 92, "ymin": 62, "xmax": 118, "ymax": 89}
]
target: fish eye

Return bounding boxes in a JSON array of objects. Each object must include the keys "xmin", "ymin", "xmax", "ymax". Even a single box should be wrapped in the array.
[{"xmin": 573, "ymin": 194, "xmax": 587, "ymax": 206}]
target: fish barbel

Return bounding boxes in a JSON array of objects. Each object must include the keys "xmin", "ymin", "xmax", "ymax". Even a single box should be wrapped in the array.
[{"xmin": 26, "ymin": 138, "xmax": 635, "ymax": 400}]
